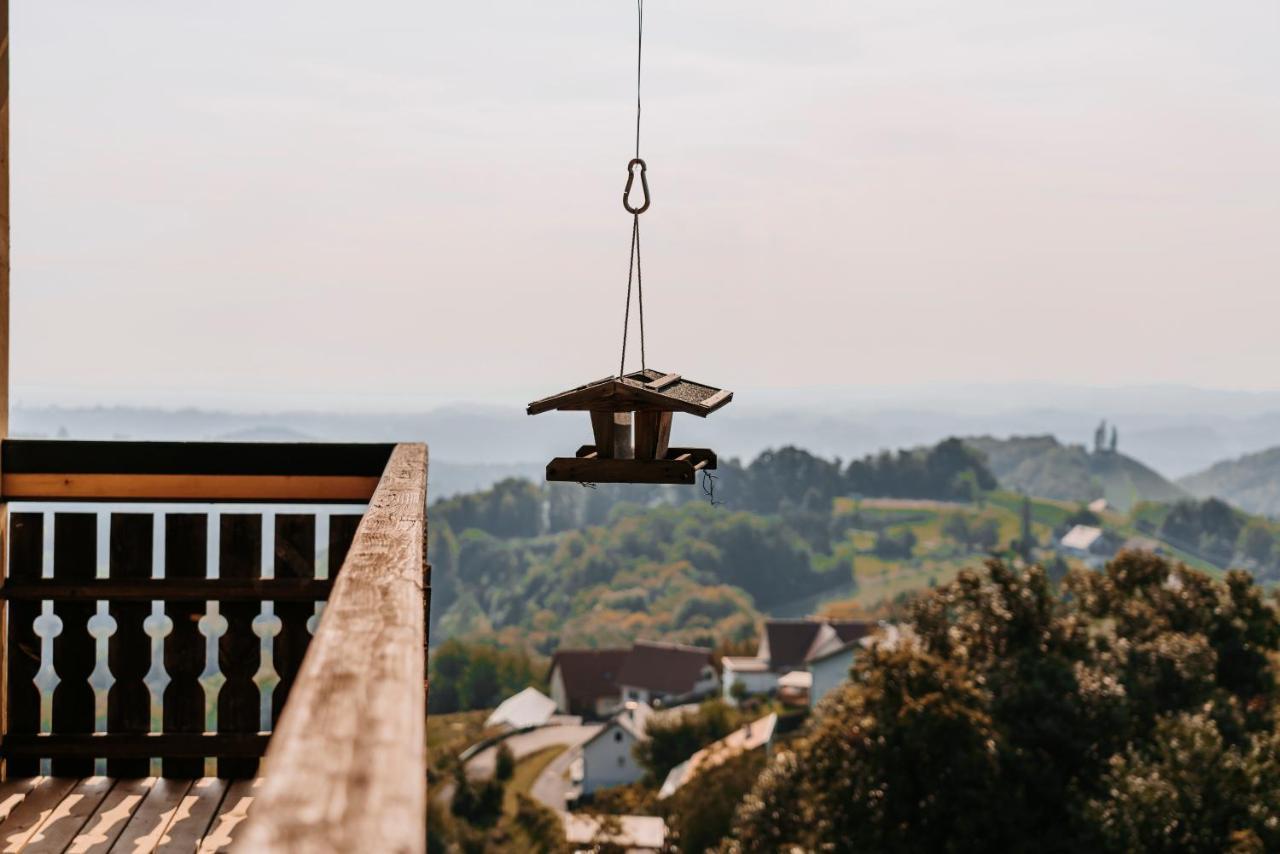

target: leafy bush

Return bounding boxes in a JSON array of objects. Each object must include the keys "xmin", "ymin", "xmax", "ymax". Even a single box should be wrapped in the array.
[
  {"xmin": 634, "ymin": 699, "xmax": 740, "ymax": 784},
  {"xmin": 727, "ymin": 553, "xmax": 1280, "ymax": 852},
  {"xmin": 428, "ymin": 639, "xmax": 546, "ymax": 714}
]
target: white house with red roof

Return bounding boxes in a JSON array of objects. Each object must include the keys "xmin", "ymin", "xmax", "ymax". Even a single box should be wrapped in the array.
[{"xmin": 721, "ymin": 618, "xmax": 876, "ymax": 703}]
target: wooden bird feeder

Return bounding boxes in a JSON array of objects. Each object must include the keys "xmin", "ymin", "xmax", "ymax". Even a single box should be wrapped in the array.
[{"xmin": 527, "ymin": 369, "xmax": 732, "ymax": 485}]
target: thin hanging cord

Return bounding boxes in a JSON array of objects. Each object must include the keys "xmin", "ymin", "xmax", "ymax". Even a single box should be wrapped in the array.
[
  {"xmin": 619, "ymin": 219, "xmax": 638, "ymax": 376},
  {"xmin": 618, "ymin": 0, "xmax": 646, "ymax": 377},
  {"xmin": 634, "ymin": 0, "xmax": 643, "ymax": 158}
]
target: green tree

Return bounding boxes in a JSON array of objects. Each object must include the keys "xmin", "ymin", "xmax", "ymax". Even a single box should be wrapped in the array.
[
  {"xmin": 943, "ymin": 513, "xmax": 971, "ymax": 548},
  {"xmin": 972, "ymin": 518, "xmax": 1000, "ymax": 551},
  {"xmin": 495, "ymin": 742, "xmax": 515, "ymax": 781},
  {"xmin": 725, "ymin": 554, "xmax": 1280, "ymax": 853},
  {"xmin": 634, "ymin": 700, "xmax": 738, "ymax": 784},
  {"xmin": 667, "ymin": 750, "xmax": 766, "ymax": 852},
  {"xmin": 1238, "ymin": 519, "xmax": 1275, "ymax": 566}
]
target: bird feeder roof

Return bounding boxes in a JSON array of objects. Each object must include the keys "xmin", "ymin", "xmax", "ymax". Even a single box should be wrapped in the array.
[{"xmin": 527, "ymin": 369, "xmax": 732, "ymax": 417}]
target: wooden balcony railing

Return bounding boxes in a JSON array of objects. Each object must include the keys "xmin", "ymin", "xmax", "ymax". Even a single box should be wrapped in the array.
[{"xmin": 0, "ymin": 439, "xmax": 429, "ymax": 852}]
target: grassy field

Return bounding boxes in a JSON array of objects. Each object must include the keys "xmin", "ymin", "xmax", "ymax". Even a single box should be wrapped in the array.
[
  {"xmin": 819, "ymin": 488, "xmax": 1244, "ymax": 617},
  {"xmin": 427, "ymin": 709, "xmax": 494, "ymax": 772}
]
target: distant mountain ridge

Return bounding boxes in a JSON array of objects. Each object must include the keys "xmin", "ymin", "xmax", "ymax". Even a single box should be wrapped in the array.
[
  {"xmin": 964, "ymin": 435, "xmax": 1188, "ymax": 512},
  {"xmin": 1180, "ymin": 447, "xmax": 1280, "ymax": 519}
]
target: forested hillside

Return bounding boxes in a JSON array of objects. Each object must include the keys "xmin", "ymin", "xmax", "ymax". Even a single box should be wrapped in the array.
[
  {"xmin": 426, "ymin": 440, "xmax": 1002, "ymax": 654},
  {"xmin": 425, "ymin": 438, "xmax": 1280, "ymax": 717},
  {"xmin": 1180, "ymin": 446, "xmax": 1280, "ymax": 518},
  {"xmin": 966, "ymin": 435, "xmax": 1186, "ymax": 511}
]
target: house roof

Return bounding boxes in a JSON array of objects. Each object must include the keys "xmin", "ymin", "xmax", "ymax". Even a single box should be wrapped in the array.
[
  {"xmin": 527, "ymin": 369, "xmax": 732, "ymax": 418},
  {"xmin": 761, "ymin": 620, "xmax": 827, "ymax": 671},
  {"xmin": 721, "ymin": 656, "xmax": 770, "ymax": 673},
  {"xmin": 617, "ymin": 640, "xmax": 714, "ymax": 695},
  {"xmin": 658, "ymin": 713, "xmax": 778, "ymax": 799},
  {"xmin": 804, "ymin": 620, "xmax": 877, "ymax": 663},
  {"xmin": 1061, "ymin": 524, "xmax": 1103, "ymax": 551},
  {"xmin": 550, "ymin": 648, "xmax": 629, "ymax": 707},
  {"xmin": 583, "ymin": 701, "xmax": 655, "ymax": 749},
  {"xmin": 563, "ymin": 814, "xmax": 668, "ymax": 850},
  {"xmin": 484, "ymin": 686, "xmax": 557, "ymax": 730}
]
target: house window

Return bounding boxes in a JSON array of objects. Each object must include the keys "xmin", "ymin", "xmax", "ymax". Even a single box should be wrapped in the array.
[
  {"xmin": 614, "ymin": 731, "xmax": 623, "ymax": 743},
  {"xmin": 617, "ymin": 756, "xmax": 625, "ymax": 767}
]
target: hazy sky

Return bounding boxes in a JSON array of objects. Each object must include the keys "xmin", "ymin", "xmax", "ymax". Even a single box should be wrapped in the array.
[{"xmin": 12, "ymin": 1, "xmax": 1280, "ymax": 410}]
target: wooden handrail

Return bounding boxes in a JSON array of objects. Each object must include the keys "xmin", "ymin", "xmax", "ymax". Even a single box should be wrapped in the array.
[
  {"xmin": 0, "ymin": 439, "xmax": 395, "ymax": 503},
  {"xmin": 234, "ymin": 442, "xmax": 429, "ymax": 853}
]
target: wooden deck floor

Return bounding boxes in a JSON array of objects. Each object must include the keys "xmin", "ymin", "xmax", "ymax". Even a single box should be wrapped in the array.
[{"xmin": 0, "ymin": 776, "xmax": 259, "ymax": 853}]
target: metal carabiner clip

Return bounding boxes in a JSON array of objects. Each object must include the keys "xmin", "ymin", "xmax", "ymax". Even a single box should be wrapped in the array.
[{"xmin": 623, "ymin": 157, "xmax": 650, "ymax": 214}]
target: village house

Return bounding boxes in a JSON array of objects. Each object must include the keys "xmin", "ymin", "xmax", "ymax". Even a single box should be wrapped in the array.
[
  {"xmin": 721, "ymin": 618, "xmax": 876, "ymax": 702},
  {"xmin": 550, "ymin": 640, "xmax": 718, "ymax": 718},
  {"xmin": 577, "ymin": 702, "xmax": 654, "ymax": 795},
  {"xmin": 549, "ymin": 648, "xmax": 630, "ymax": 718},
  {"xmin": 807, "ymin": 623, "xmax": 902, "ymax": 709},
  {"xmin": 1059, "ymin": 524, "xmax": 1121, "ymax": 567},
  {"xmin": 618, "ymin": 640, "xmax": 719, "ymax": 706}
]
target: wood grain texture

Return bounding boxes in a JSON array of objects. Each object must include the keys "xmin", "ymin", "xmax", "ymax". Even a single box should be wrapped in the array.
[
  {"xmin": 0, "ymin": 776, "xmax": 79, "ymax": 850},
  {"xmin": 234, "ymin": 443, "xmax": 428, "ymax": 854},
  {"xmin": 110, "ymin": 777, "xmax": 192, "ymax": 852},
  {"xmin": 159, "ymin": 777, "xmax": 227, "ymax": 851},
  {"xmin": 198, "ymin": 778, "xmax": 259, "ymax": 853},
  {"xmin": 62, "ymin": 775, "xmax": 152, "ymax": 854},
  {"xmin": 633, "ymin": 411, "xmax": 671, "ymax": 461},
  {"xmin": 18, "ymin": 773, "xmax": 113, "ymax": 851},
  {"xmin": 2, "ymin": 473, "xmax": 379, "ymax": 503}
]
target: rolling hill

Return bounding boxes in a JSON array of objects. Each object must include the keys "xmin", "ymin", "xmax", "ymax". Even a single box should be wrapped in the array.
[
  {"xmin": 964, "ymin": 435, "xmax": 1187, "ymax": 512},
  {"xmin": 1180, "ymin": 446, "xmax": 1280, "ymax": 518}
]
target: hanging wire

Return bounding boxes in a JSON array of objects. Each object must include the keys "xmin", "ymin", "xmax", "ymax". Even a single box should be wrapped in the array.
[
  {"xmin": 701, "ymin": 470, "xmax": 722, "ymax": 506},
  {"xmin": 618, "ymin": 0, "xmax": 647, "ymax": 377}
]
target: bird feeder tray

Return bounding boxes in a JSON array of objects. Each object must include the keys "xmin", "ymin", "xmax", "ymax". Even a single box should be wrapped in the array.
[{"xmin": 527, "ymin": 369, "xmax": 732, "ymax": 485}]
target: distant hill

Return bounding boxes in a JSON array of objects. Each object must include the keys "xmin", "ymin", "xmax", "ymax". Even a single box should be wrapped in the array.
[
  {"xmin": 1180, "ymin": 447, "xmax": 1280, "ymax": 518},
  {"xmin": 964, "ymin": 435, "xmax": 1187, "ymax": 512}
]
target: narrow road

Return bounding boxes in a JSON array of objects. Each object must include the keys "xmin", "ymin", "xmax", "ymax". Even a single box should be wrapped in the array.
[
  {"xmin": 530, "ymin": 736, "xmax": 589, "ymax": 811},
  {"xmin": 465, "ymin": 724, "xmax": 600, "ymax": 781}
]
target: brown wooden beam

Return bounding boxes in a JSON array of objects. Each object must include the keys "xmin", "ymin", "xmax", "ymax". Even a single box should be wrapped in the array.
[
  {"xmin": 549, "ymin": 446, "xmax": 716, "ymax": 484},
  {"xmin": 646, "ymin": 372, "xmax": 680, "ymax": 390},
  {"xmin": 236, "ymin": 443, "xmax": 429, "ymax": 853},
  {"xmin": 1, "ymin": 473, "xmax": 380, "ymax": 502}
]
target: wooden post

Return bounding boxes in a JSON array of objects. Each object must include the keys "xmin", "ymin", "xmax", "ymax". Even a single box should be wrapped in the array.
[
  {"xmin": 634, "ymin": 411, "xmax": 672, "ymax": 461},
  {"xmin": 1, "ymin": 0, "xmax": 12, "ymax": 781},
  {"xmin": 590, "ymin": 411, "xmax": 634, "ymax": 459},
  {"xmin": 590, "ymin": 411, "xmax": 616, "ymax": 459},
  {"xmin": 612, "ymin": 412, "xmax": 633, "ymax": 459}
]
